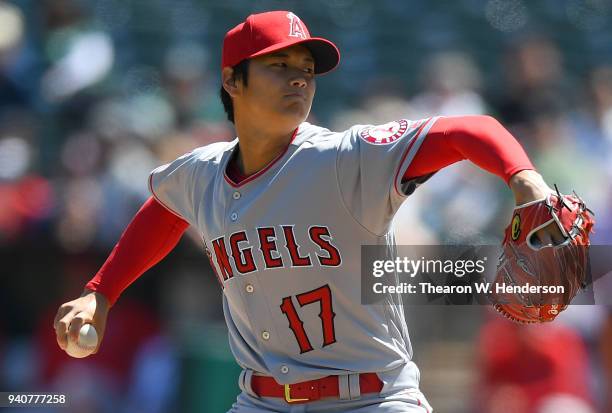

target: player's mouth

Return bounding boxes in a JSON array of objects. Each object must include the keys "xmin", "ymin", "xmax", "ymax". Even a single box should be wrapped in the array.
[{"xmin": 284, "ymin": 92, "xmax": 307, "ymax": 100}]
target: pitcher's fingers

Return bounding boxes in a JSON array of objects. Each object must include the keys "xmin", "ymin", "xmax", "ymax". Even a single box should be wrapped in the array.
[
  {"xmin": 539, "ymin": 223, "xmax": 566, "ymax": 246},
  {"xmin": 540, "ymin": 232, "xmax": 554, "ymax": 247},
  {"xmin": 551, "ymin": 225, "xmax": 566, "ymax": 245},
  {"xmin": 55, "ymin": 314, "xmax": 73, "ymax": 350},
  {"xmin": 53, "ymin": 304, "xmax": 72, "ymax": 331},
  {"xmin": 67, "ymin": 313, "xmax": 93, "ymax": 343}
]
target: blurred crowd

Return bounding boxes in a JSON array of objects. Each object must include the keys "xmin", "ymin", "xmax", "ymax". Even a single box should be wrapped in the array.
[{"xmin": 1, "ymin": 1, "xmax": 611, "ymax": 412}]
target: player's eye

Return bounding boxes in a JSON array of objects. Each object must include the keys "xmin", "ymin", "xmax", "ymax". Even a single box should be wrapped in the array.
[
  {"xmin": 271, "ymin": 62, "xmax": 287, "ymax": 68},
  {"xmin": 304, "ymin": 67, "xmax": 314, "ymax": 74}
]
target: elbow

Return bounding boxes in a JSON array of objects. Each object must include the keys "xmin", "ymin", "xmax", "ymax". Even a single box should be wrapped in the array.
[
  {"xmin": 478, "ymin": 115, "xmax": 502, "ymax": 127},
  {"xmin": 466, "ymin": 115, "xmax": 506, "ymax": 138},
  {"xmin": 443, "ymin": 115, "xmax": 505, "ymax": 138}
]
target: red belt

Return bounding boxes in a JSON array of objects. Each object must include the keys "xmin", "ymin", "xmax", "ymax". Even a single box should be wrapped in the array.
[{"xmin": 251, "ymin": 373, "xmax": 383, "ymax": 404}]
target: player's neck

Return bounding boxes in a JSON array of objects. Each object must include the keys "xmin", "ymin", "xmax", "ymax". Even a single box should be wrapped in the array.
[{"xmin": 233, "ymin": 122, "xmax": 297, "ymax": 176}]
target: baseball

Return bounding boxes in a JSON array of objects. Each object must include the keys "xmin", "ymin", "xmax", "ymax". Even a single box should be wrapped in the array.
[{"xmin": 65, "ymin": 324, "xmax": 98, "ymax": 358}]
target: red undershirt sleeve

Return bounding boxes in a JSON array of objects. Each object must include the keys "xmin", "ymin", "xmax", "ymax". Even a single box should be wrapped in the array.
[
  {"xmin": 85, "ymin": 196, "xmax": 190, "ymax": 306},
  {"xmin": 403, "ymin": 115, "xmax": 535, "ymax": 186}
]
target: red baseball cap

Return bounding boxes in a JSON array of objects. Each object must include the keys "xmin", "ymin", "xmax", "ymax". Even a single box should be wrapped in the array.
[{"xmin": 222, "ymin": 11, "xmax": 340, "ymax": 74}]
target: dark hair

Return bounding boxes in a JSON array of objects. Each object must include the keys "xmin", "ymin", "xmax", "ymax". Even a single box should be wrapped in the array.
[{"xmin": 220, "ymin": 59, "xmax": 250, "ymax": 124}]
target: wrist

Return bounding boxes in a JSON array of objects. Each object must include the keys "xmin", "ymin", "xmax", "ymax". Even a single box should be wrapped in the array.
[
  {"xmin": 81, "ymin": 288, "xmax": 111, "ymax": 308},
  {"xmin": 509, "ymin": 170, "xmax": 552, "ymax": 205}
]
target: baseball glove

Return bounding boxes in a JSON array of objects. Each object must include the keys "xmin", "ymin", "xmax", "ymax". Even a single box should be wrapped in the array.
[{"xmin": 490, "ymin": 187, "xmax": 595, "ymax": 323}]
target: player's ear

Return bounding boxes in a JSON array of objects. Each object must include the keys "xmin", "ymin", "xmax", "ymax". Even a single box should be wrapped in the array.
[{"xmin": 222, "ymin": 67, "xmax": 240, "ymax": 98}]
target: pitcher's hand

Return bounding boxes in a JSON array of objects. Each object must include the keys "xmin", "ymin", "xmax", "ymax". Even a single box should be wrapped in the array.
[
  {"xmin": 54, "ymin": 289, "xmax": 110, "ymax": 354},
  {"xmin": 509, "ymin": 170, "xmax": 564, "ymax": 247}
]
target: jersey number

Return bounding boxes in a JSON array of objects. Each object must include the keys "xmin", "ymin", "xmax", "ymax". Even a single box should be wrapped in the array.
[{"xmin": 280, "ymin": 284, "xmax": 337, "ymax": 353}]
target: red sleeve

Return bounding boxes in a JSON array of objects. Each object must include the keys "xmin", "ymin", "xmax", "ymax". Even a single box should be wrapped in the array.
[
  {"xmin": 403, "ymin": 115, "xmax": 535, "ymax": 185},
  {"xmin": 85, "ymin": 197, "xmax": 189, "ymax": 306}
]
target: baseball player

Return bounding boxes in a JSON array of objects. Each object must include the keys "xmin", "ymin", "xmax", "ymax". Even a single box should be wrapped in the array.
[{"xmin": 54, "ymin": 10, "xmax": 566, "ymax": 412}]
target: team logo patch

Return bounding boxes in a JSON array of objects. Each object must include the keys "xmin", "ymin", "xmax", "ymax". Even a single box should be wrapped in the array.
[
  {"xmin": 511, "ymin": 213, "xmax": 521, "ymax": 240},
  {"xmin": 359, "ymin": 119, "xmax": 409, "ymax": 145},
  {"xmin": 287, "ymin": 12, "xmax": 306, "ymax": 39}
]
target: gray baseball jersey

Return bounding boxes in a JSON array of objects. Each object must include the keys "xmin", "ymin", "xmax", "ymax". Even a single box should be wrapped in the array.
[{"xmin": 149, "ymin": 117, "xmax": 440, "ymax": 387}]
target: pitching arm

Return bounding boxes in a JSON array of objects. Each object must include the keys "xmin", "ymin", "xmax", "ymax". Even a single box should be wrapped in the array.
[
  {"xmin": 85, "ymin": 196, "xmax": 189, "ymax": 306},
  {"xmin": 403, "ymin": 115, "xmax": 535, "ymax": 186}
]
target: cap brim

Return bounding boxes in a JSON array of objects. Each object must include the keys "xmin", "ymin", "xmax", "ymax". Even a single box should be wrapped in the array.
[{"xmin": 249, "ymin": 37, "xmax": 340, "ymax": 75}]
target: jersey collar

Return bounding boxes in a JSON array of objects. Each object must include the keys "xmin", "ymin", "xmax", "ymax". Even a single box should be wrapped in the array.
[{"xmin": 223, "ymin": 126, "xmax": 300, "ymax": 188}]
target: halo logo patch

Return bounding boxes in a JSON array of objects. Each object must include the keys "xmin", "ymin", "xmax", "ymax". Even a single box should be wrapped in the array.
[
  {"xmin": 360, "ymin": 119, "xmax": 409, "ymax": 145},
  {"xmin": 511, "ymin": 214, "xmax": 521, "ymax": 240}
]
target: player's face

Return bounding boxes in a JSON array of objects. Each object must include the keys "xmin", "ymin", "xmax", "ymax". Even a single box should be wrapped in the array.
[{"xmin": 237, "ymin": 44, "xmax": 316, "ymax": 130}]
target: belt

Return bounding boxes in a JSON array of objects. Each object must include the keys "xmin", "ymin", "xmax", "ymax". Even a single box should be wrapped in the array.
[{"xmin": 251, "ymin": 373, "xmax": 383, "ymax": 404}]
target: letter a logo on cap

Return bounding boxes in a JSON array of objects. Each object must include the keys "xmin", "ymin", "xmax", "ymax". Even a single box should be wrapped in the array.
[{"xmin": 287, "ymin": 12, "xmax": 306, "ymax": 39}]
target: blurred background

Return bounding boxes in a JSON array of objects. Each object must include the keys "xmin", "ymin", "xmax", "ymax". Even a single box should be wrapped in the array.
[{"xmin": 1, "ymin": 0, "xmax": 611, "ymax": 412}]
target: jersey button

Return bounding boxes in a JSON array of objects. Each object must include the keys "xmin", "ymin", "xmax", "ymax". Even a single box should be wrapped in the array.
[
  {"xmin": 261, "ymin": 331, "xmax": 270, "ymax": 340},
  {"xmin": 245, "ymin": 284, "xmax": 254, "ymax": 293},
  {"xmin": 230, "ymin": 212, "xmax": 238, "ymax": 221},
  {"xmin": 280, "ymin": 365, "xmax": 289, "ymax": 374},
  {"xmin": 232, "ymin": 191, "xmax": 241, "ymax": 200}
]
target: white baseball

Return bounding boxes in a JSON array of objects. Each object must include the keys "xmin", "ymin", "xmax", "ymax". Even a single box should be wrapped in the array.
[{"xmin": 65, "ymin": 324, "xmax": 98, "ymax": 358}]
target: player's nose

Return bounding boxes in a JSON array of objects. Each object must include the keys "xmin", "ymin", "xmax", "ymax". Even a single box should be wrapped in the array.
[{"xmin": 290, "ymin": 77, "xmax": 307, "ymax": 88}]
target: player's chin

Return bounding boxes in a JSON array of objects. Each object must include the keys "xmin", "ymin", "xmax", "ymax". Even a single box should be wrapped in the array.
[{"xmin": 279, "ymin": 101, "xmax": 311, "ymax": 121}]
